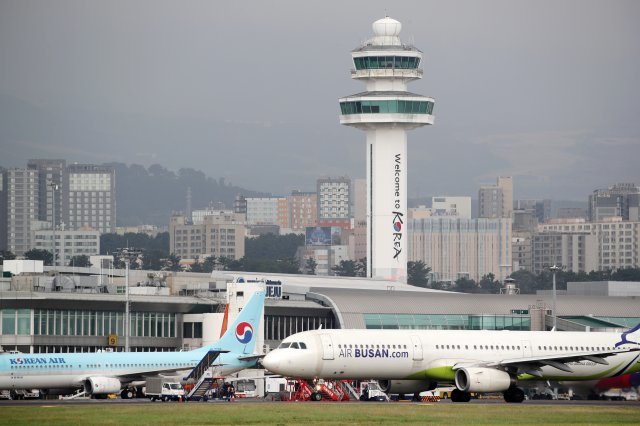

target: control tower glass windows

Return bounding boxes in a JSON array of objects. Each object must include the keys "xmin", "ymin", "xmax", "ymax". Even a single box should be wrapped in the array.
[
  {"xmin": 340, "ymin": 100, "xmax": 434, "ymax": 115},
  {"xmin": 353, "ymin": 56, "xmax": 420, "ymax": 70}
]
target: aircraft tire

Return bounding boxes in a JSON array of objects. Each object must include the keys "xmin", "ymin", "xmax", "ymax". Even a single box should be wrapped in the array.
[
  {"xmin": 503, "ymin": 387, "xmax": 525, "ymax": 403},
  {"xmin": 311, "ymin": 392, "xmax": 322, "ymax": 401},
  {"xmin": 451, "ymin": 389, "xmax": 471, "ymax": 403}
]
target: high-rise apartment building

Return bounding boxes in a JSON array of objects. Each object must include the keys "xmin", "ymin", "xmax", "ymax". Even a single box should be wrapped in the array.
[
  {"xmin": 63, "ymin": 164, "xmax": 116, "ymax": 234},
  {"xmin": 588, "ymin": 183, "xmax": 640, "ymax": 222},
  {"xmin": 531, "ymin": 231, "xmax": 597, "ymax": 274},
  {"xmin": 27, "ymin": 159, "xmax": 66, "ymax": 226},
  {"xmin": 1, "ymin": 168, "xmax": 39, "ymax": 255},
  {"xmin": 317, "ymin": 177, "xmax": 351, "ymax": 229},
  {"xmin": 288, "ymin": 191, "xmax": 317, "ymax": 233},
  {"xmin": 409, "ymin": 217, "xmax": 512, "ymax": 283},
  {"xmin": 536, "ymin": 218, "xmax": 639, "ymax": 273},
  {"xmin": 478, "ymin": 176, "xmax": 513, "ymax": 219},
  {"xmin": 169, "ymin": 213, "xmax": 246, "ymax": 260}
]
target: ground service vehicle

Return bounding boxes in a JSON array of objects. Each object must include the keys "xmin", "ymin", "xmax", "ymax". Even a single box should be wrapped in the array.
[{"xmin": 146, "ymin": 378, "xmax": 184, "ymax": 401}]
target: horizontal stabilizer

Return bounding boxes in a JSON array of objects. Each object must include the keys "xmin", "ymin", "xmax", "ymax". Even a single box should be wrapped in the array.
[{"xmin": 238, "ymin": 354, "xmax": 265, "ymax": 362}]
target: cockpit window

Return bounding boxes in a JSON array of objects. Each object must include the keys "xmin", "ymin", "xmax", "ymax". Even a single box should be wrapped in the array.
[
  {"xmin": 278, "ymin": 342, "xmax": 291, "ymax": 349},
  {"xmin": 290, "ymin": 342, "xmax": 300, "ymax": 349},
  {"xmin": 299, "ymin": 342, "xmax": 307, "ymax": 349}
]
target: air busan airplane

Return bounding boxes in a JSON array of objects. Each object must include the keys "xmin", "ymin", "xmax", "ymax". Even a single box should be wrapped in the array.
[
  {"xmin": 262, "ymin": 324, "xmax": 640, "ymax": 403},
  {"xmin": 0, "ymin": 290, "xmax": 265, "ymax": 398}
]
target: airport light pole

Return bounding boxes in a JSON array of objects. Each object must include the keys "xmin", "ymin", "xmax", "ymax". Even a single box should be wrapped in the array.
[
  {"xmin": 116, "ymin": 248, "xmax": 142, "ymax": 351},
  {"xmin": 549, "ymin": 264, "xmax": 561, "ymax": 331}
]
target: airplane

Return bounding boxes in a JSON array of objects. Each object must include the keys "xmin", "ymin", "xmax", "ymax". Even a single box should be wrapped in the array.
[
  {"xmin": 0, "ymin": 290, "xmax": 265, "ymax": 399},
  {"xmin": 261, "ymin": 323, "xmax": 640, "ymax": 402}
]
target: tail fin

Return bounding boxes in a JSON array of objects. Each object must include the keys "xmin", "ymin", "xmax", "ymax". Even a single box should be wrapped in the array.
[{"xmin": 208, "ymin": 290, "xmax": 265, "ymax": 354}]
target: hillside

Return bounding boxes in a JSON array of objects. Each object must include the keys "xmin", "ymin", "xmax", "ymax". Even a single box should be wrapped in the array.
[{"xmin": 110, "ymin": 163, "xmax": 266, "ymax": 226}]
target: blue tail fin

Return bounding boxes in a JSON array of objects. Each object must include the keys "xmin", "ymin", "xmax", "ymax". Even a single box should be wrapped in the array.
[{"xmin": 207, "ymin": 290, "xmax": 265, "ymax": 354}]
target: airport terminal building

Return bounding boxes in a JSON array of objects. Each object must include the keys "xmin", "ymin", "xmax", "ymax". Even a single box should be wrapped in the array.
[{"xmin": 1, "ymin": 265, "xmax": 639, "ymax": 355}]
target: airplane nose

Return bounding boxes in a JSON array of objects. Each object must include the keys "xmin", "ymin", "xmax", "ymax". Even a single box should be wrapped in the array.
[{"xmin": 262, "ymin": 351, "xmax": 280, "ymax": 372}]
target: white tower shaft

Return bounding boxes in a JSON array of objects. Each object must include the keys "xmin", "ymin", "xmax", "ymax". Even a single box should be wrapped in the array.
[{"xmin": 367, "ymin": 127, "xmax": 407, "ymax": 282}]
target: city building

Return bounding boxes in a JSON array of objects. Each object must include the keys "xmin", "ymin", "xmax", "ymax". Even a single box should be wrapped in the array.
[
  {"xmin": 245, "ymin": 197, "xmax": 289, "ymax": 230},
  {"xmin": 339, "ymin": 17, "xmax": 434, "ymax": 282},
  {"xmin": 431, "ymin": 196, "xmax": 471, "ymax": 219},
  {"xmin": 296, "ymin": 245, "xmax": 350, "ymax": 276},
  {"xmin": 479, "ymin": 176, "xmax": 513, "ymax": 219},
  {"xmin": 515, "ymin": 199, "xmax": 551, "ymax": 223},
  {"xmin": 288, "ymin": 190, "xmax": 317, "ymax": 233},
  {"xmin": 63, "ymin": 164, "xmax": 116, "ymax": 234},
  {"xmin": 316, "ymin": 177, "xmax": 351, "ymax": 229},
  {"xmin": 408, "ymin": 205, "xmax": 433, "ymax": 220},
  {"xmin": 556, "ymin": 207, "xmax": 587, "ymax": 220},
  {"xmin": 588, "ymin": 183, "xmax": 640, "ymax": 222},
  {"xmin": 512, "ymin": 233, "xmax": 533, "ymax": 272},
  {"xmin": 409, "ymin": 217, "xmax": 512, "ymax": 283},
  {"xmin": 536, "ymin": 218, "xmax": 640, "ymax": 272},
  {"xmin": 27, "ymin": 159, "xmax": 66, "ymax": 227},
  {"xmin": 1, "ymin": 168, "xmax": 39, "ymax": 255},
  {"xmin": 531, "ymin": 231, "xmax": 598, "ymax": 274},
  {"xmin": 32, "ymin": 229, "xmax": 100, "ymax": 267},
  {"xmin": 169, "ymin": 213, "xmax": 246, "ymax": 260}
]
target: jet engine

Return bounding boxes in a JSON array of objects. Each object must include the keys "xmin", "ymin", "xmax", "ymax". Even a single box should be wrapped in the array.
[
  {"xmin": 378, "ymin": 379, "xmax": 437, "ymax": 394},
  {"xmin": 84, "ymin": 377, "xmax": 122, "ymax": 395},
  {"xmin": 454, "ymin": 367, "xmax": 513, "ymax": 393}
]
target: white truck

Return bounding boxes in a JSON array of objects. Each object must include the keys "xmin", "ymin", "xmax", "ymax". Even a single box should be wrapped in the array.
[{"xmin": 145, "ymin": 378, "xmax": 185, "ymax": 402}]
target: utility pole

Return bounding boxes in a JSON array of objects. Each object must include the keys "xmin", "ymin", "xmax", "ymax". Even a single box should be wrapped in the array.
[
  {"xmin": 49, "ymin": 182, "xmax": 59, "ymax": 268},
  {"xmin": 549, "ymin": 264, "xmax": 561, "ymax": 331},
  {"xmin": 116, "ymin": 248, "xmax": 142, "ymax": 351}
]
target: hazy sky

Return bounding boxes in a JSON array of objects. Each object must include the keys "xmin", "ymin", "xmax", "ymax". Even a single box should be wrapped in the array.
[{"xmin": 1, "ymin": 1, "xmax": 639, "ymax": 201}]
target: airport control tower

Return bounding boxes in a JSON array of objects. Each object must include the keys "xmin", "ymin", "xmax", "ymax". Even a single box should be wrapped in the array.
[{"xmin": 339, "ymin": 17, "xmax": 434, "ymax": 283}]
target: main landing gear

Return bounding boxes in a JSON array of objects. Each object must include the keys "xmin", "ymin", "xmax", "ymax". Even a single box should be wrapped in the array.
[
  {"xmin": 450, "ymin": 389, "xmax": 471, "ymax": 402},
  {"xmin": 503, "ymin": 386, "xmax": 525, "ymax": 403}
]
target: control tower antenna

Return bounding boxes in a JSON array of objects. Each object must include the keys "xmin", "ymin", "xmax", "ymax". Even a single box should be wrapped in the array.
[{"xmin": 339, "ymin": 17, "xmax": 435, "ymax": 283}]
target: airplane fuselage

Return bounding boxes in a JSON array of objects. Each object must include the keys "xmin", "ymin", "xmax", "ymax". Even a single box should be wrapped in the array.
[
  {"xmin": 0, "ymin": 349, "xmax": 255, "ymax": 390},
  {"xmin": 263, "ymin": 329, "xmax": 640, "ymax": 383}
]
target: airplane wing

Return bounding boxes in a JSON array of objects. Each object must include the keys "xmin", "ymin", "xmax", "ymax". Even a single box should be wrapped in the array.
[{"xmin": 453, "ymin": 347, "xmax": 640, "ymax": 377}]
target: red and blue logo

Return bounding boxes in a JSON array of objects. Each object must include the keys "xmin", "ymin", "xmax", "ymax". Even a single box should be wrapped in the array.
[
  {"xmin": 236, "ymin": 322, "xmax": 254, "ymax": 344},
  {"xmin": 393, "ymin": 221, "xmax": 402, "ymax": 232}
]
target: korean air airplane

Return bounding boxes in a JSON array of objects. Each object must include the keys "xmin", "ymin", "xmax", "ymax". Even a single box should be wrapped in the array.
[
  {"xmin": 0, "ymin": 291, "xmax": 265, "ymax": 398},
  {"xmin": 262, "ymin": 323, "xmax": 640, "ymax": 402}
]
